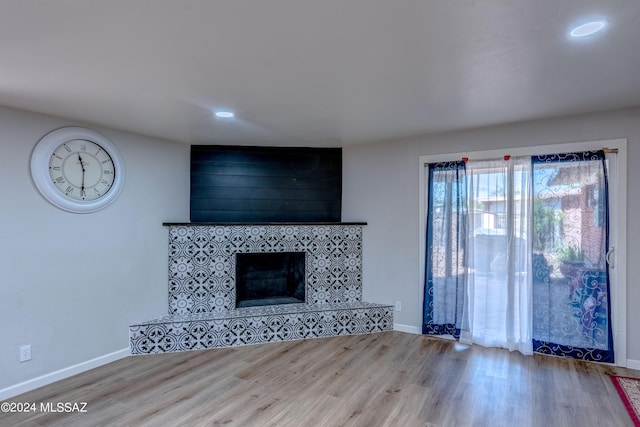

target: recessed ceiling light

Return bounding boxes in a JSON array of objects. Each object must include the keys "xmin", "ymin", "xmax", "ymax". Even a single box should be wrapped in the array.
[
  {"xmin": 570, "ymin": 20, "xmax": 607, "ymax": 37},
  {"xmin": 215, "ymin": 111, "xmax": 235, "ymax": 118}
]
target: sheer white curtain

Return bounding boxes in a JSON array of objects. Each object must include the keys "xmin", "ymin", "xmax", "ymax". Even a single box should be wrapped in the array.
[{"xmin": 460, "ymin": 157, "xmax": 533, "ymax": 355}]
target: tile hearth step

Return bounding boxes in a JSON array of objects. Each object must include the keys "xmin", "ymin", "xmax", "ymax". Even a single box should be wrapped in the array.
[{"xmin": 129, "ymin": 302, "xmax": 393, "ymax": 354}]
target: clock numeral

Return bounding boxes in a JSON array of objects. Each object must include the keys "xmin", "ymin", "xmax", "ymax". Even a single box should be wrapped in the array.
[
  {"xmin": 101, "ymin": 179, "xmax": 109, "ymax": 185},
  {"xmin": 101, "ymin": 160, "xmax": 111, "ymax": 164},
  {"xmin": 51, "ymin": 166, "xmax": 61, "ymax": 171},
  {"xmin": 63, "ymin": 144, "xmax": 72, "ymax": 152},
  {"xmin": 95, "ymin": 148, "xmax": 102, "ymax": 156},
  {"xmin": 80, "ymin": 143, "xmax": 87, "ymax": 151},
  {"xmin": 81, "ymin": 189, "xmax": 86, "ymax": 199},
  {"xmin": 94, "ymin": 188, "xmax": 101, "ymax": 196},
  {"xmin": 55, "ymin": 177, "xmax": 65, "ymax": 183},
  {"xmin": 53, "ymin": 154, "xmax": 64, "ymax": 160},
  {"xmin": 65, "ymin": 186, "xmax": 74, "ymax": 194},
  {"xmin": 104, "ymin": 170, "xmax": 112, "ymax": 175}
]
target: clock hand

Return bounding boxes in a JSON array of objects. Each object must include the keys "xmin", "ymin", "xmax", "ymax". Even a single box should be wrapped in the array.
[{"xmin": 78, "ymin": 153, "xmax": 86, "ymax": 198}]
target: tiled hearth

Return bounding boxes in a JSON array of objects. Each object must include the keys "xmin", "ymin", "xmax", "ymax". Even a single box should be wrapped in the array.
[{"xmin": 129, "ymin": 223, "xmax": 393, "ymax": 354}]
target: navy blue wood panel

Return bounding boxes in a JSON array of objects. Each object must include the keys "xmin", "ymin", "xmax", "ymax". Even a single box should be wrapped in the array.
[{"xmin": 190, "ymin": 145, "xmax": 342, "ymax": 222}]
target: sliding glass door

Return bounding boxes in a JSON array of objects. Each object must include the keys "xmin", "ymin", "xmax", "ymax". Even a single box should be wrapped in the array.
[{"xmin": 423, "ymin": 150, "xmax": 615, "ymax": 362}]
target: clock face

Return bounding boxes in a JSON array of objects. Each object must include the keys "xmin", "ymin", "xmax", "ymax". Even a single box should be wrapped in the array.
[
  {"xmin": 49, "ymin": 139, "xmax": 116, "ymax": 201},
  {"xmin": 31, "ymin": 127, "xmax": 125, "ymax": 213}
]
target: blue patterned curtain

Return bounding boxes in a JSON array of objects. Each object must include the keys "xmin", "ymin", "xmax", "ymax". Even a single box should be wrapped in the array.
[
  {"xmin": 422, "ymin": 161, "xmax": 466, "ymax": 338},
  {"xmin": 531, "ymin": 150, "xmax": 614, "ymax": 362}
]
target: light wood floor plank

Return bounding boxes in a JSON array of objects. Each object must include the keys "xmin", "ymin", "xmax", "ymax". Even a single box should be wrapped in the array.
[{"xmin": 1, "ymin": 332, "xmax": 637, "ymax": 426}]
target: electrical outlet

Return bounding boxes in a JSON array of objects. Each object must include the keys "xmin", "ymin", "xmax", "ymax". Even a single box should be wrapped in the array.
[
  {"xmin": 19, "ymin": 345, "xmax": 31, "ymax": 362},
  {"xmin": 395, "ymin": 301, "xmax": 402, "ymax": 311}
]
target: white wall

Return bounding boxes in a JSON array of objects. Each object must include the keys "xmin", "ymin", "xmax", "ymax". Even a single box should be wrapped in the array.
[
  {"xmin": 342, "ymin": 107, "xmax": 640, "ymax": 361},
  {"xmin": 0, "ymin": 106, "xmax": 190, "ymax": 391}
]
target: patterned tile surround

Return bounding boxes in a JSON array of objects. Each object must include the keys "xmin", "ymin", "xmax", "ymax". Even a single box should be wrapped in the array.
[{"xmin": 129, "ymin": 224, "xmax": 393, "ymax": 354}]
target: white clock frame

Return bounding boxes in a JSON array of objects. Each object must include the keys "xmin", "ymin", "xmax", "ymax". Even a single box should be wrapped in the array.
[{"xmin": 30, "ymin": 127, "xmax": 125, "ymax": 213}]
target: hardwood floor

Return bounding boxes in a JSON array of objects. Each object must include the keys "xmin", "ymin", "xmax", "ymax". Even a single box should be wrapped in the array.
[{"xmin": 1, "ymin": 332, "xmax": 638, "ymax": 426}]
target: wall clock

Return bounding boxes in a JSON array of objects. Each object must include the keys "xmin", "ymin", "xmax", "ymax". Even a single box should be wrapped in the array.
[{"xmin": 30, "ymin": 127, "xmax": 125, "ymax": 213}]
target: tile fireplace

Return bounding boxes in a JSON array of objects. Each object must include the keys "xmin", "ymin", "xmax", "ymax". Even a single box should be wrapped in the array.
[{"xmin": 129, "ymin": 223, "xmax": 393, "ymax": 354}]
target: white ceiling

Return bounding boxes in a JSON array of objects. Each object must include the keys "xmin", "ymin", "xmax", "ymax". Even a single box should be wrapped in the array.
[{"xmin": 1, "ymin": 1, "xmax": 639, "ymax": 146}]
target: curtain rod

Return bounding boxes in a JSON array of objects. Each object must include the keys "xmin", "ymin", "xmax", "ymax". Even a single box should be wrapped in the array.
[
  {"xmin": 424, "ymin": 147, "xmax": 619, "ymax": 166},
  {"xmin": 458, "ymin": 147, "xmax": 619, "ymax": 162}
]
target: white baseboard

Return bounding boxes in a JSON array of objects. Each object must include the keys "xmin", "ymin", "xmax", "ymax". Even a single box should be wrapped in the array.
[
  {"xmin": 393, "ymin": 323, "xmax": 421, "ymax": 334},
  {"xmin": 0, "ymin": 348, "xmax": 130, "ymax": 401},
  {"xmin": 626, "ymin": 359, "xmax": 640, "ymax": 371}
]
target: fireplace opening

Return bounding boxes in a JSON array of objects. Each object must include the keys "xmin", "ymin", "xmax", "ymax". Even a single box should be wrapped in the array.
[{"xmin": 235, "ymin": 252, "xmax": 306, "ymax": 308}]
